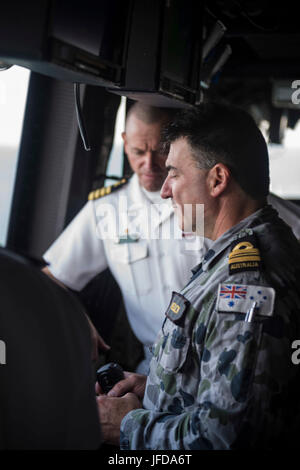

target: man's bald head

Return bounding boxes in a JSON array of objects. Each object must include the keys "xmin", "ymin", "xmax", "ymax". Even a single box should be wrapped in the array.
[
  {"xmin": 125, "ymin": 102, "xmax": 175, "ymax": 131},
  {"xmin": 122, "ymin": 103, "xmax": 176, "ymax": 192}
]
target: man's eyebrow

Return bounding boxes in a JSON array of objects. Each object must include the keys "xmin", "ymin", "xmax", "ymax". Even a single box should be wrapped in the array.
[{"xmin": 166, "ymin": 164, "xmax": 177, "ymax": 171}]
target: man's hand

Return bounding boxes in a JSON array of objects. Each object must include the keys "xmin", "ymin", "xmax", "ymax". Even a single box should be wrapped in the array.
[
  {"xmin": 97, "ymin": 393, "xmax": 142, "ymax": 445},
  {"xmin": 96, "ymin": 371, "xmax": 147, "ymax": 399}
]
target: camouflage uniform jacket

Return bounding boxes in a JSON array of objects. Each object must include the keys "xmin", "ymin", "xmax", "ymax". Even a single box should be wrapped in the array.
[{"xmin": 120, "ymin": 205, "xmax": 300, "ymax": 450}]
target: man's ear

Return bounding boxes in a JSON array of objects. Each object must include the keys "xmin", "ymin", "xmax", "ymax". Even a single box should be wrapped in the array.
[
  {"xmin": 121, "ymin": 132, "xmax": 127, "ymax": 153},
  {"xmin": 208, "ymin": 163, "xmax": 230, "ymax": 197}
]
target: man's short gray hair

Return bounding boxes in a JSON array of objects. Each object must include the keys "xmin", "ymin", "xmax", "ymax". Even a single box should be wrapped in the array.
[{"xmin": 126, "ymin": 102, "xmax": 176, "ymax": 129}]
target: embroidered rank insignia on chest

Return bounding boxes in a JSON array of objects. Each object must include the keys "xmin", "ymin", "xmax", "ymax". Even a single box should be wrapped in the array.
[
  {"xmin": 166, "ymin": 292, "xmax": 190, "ymax": 325},
  {"xmin": 228, "ymin": 235, "xmax": 261, "ymax": 275}
]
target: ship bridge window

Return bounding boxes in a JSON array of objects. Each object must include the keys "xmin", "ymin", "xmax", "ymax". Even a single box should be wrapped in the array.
[
  {"xmin": 268, "ymin": 122, "xmax": 300, "ymax": 200},
  {"xmin": 0, "ymin": 65, "xmax": 30, "ymax": 246}
]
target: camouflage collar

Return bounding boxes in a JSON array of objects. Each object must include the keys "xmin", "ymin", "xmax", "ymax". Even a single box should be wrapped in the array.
[{"xmin": 200, "ymin": 204, "xmax": 277, "ymax": 273}]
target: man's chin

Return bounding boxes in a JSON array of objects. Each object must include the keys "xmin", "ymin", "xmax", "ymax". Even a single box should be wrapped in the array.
[
  {"xmin": 174, "ymin": 212, "xmax": 194, "ymax": 233},
  {"xmin": 139, "ymin": 175, "xmax": 165, "ymax": 192}
]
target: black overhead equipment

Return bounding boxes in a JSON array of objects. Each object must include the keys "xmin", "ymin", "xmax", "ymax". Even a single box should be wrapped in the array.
[{"xmin": 0, "ymin": 0, "xmax": 206, "ymax": 108}]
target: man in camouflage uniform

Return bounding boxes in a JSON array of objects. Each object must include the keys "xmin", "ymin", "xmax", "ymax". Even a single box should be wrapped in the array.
[{"xmin": 97, "ymin": 104, "xmax": 300, "ymax": 450}]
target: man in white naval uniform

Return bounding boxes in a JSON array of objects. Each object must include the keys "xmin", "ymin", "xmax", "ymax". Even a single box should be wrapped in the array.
[{"xmin": 43, "ymin": 103, "xmax": 207, "ymax": 373}]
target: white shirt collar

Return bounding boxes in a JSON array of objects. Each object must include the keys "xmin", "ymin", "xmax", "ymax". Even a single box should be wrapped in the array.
[{"xmin": 126, "ymin": 174, "xmax": 173, "ymax": 232}]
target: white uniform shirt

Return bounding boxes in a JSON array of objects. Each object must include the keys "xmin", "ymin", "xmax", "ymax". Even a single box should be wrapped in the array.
[{"xmin": 44, "ymin": 175, "xmax": 209, "ymax": 371}]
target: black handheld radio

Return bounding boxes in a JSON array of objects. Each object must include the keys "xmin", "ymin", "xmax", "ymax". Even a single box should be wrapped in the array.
[{"xmin": 96, "ymin": 362, "xmax": 124, "ymax": 394}]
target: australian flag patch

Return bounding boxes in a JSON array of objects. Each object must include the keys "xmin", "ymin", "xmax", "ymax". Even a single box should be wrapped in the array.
[{"xmin": 216, "ymin": 283, "xmax": 275, "ymax": 317}]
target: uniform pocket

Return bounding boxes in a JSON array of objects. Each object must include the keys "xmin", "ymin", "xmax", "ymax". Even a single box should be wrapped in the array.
[
  {"xmin": 128, "ymin": 241, "xmax": 152, "ymax": 295},
  {"xmin": 107, "ymin": 240, "xmax": 152, "ymax": 295},
  {"xmin": 156, "ymin": 318, "xmax": 190, "ymax": 373},
  {"xmin": 109, "ymin": 243, "xmax": 130, "ymax": 263}
]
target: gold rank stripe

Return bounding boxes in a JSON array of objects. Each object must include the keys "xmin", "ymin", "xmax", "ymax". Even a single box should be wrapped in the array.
[
  {"xmin": 229, "ymin": 252, "xmax": 261, "ymax": 260},
  {"xmin": 229, "ymin": 255, "xmax": 261, "ymax": 264},
  {"xmin": 229, "ymin": 250, "xmax": 260, "ymax": 258},
  {"xmin": 88, "ymin": 178, "xmax": 127, "ymax": 201},
  {"xmin": 229, "ymin": 248, "xmax": 259, "ymax": 255}
]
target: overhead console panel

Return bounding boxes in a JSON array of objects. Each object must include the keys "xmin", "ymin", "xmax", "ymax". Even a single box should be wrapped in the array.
[
  {"xmin": 0, "ymin": 0, "xmax": 131, "ymax": 87},
  {"xmin": 108, "ymin": 0, "xmax": 204, "ymax": 107},
  {"xmin": 0, "ymin": 0, "xmax": 207, "ymax": 107}
]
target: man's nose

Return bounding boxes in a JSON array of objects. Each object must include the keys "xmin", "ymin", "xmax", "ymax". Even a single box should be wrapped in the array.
[
  {"xmin": 143, "ymin": 151, "xmax": 155, "ymax": 172},
  {"xmin": 160, "ymin": 176, "xmax": 172, "ymax": 199}
]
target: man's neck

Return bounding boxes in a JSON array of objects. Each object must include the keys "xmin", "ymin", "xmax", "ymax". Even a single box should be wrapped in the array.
[
  {"xmin": 140, "ymin": 186, "xmax": 162, "ymax": 204},
  {"xmin": 207, "ymin": 194, "xmax": 266, "ymax": 241}
]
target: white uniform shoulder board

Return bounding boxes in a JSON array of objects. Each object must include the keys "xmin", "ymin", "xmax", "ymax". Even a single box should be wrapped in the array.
[{"xmin": 88, "ymin": 178, "xmax": 128, "ymax": 201}]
